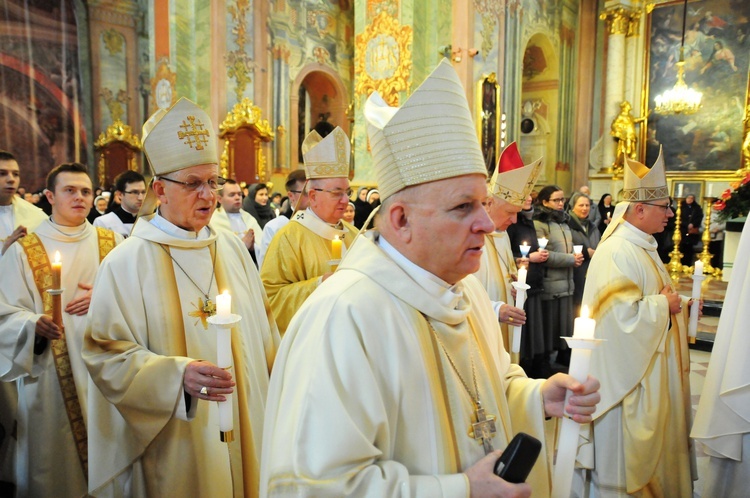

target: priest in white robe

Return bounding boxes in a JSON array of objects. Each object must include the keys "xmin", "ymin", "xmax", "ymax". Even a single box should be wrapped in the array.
[
  {"xmin": 0, "ymin": 163, "xmax": 121, "ymax": 497},
  {"xmin": 83, "ymin": 98, "xmax": 280, "ymax": 498},
  {"xmin": 475, "ymin": 142, "xmax": 544, "ymax": 352},
  {"xmin": 261, "ymin": 60, "xmax": 600, "ymax": 498},
  {"xmin": 0, "ymin": 150, "xmax": 47, "ymax": 488},
  {"xmin": 260, "ymin": 127, "xmax": 358, "ymax": 335},
  {"xmin": 211, "ymin": 178, "xmax": 263, "ymax": 264},
  {"xmin": 257, "ymin": 169, "xmax": 308, "ymax": 268},
  {"xmin": 574, "ymin": 150, "xmax": 697, "ymax": 497},
  {"xmin": 691, "ymin": 215, "xmax": 750, "ymax": 496},
  {"xmin": 93, "ymin": 170, "xmax": 146, "ymax": 237}
]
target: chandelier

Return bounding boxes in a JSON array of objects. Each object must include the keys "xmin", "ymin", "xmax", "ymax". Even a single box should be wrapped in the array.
[{"xmin": 654, "ymin": 0, "xmax": 702, "ymax": 115}]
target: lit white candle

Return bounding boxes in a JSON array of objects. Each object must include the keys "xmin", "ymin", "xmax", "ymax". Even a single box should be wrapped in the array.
[
  {"xmin": 706, "ymin": 184, "xmax": 713, "ymax": 198},
  {"xmin": 688, "ymin": 264, "xmax": 704, "ymax": 338},
  {"xmin": 331, "ymin": 235, "xmax": 342, "ymax": 260},
  {"xmin": 551, "ymin": 306, "xmax": 599, "ymax": 498},
  {"xmin": 538, "ymin": 237, "xmax": 548, "ymax": 250},
  {"xmin": 517, "ymin": 266, "xmax": 527, "ymax": 286},
  {"xmin": 676, "ymin": 183, "xmax": 684, "ymax": 198},
  {"xmin": 52, "ymin": 251, "xmax": 62, "ymax": 289},
  {"xmin": 520, "ymin": 242, "xmax": 530, "ymax": 257},
  {"xmin": 215, "ymin": 291, "xmax": 234, "ymax": 436}
]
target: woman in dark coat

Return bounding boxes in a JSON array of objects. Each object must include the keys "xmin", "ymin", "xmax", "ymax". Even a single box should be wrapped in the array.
[
  {"xmin": 507, "ymin": 194, "xmax": 549, "ymax": 378},
  {"xmin": 352, "ymin": 186, "xmax": 373, "ymax": 229},
  {"xmin": 597, "ymin": 193, "xmax": 615, "ymax": 235},
  {"xmin": 566, "ymin": 192, "xmax": 601, "ymax": 318},
  {"xmin": 242, "ymin": 183, "xmax": 276, "ymax": 229}
]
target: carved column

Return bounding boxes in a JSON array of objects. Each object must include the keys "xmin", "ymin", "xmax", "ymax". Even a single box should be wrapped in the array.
[
  {"xmin": 624, "ymin": 11, "xmax": 642, "ymax": 107},
  {"xmin": 599, "ymin": 7, "xmax": 630, "ymax": 173}
]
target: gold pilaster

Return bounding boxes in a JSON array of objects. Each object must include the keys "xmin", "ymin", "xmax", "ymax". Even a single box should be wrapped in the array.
[{"xmin": 599, "ymin": 8, "xmax": 636, "ymax": 36}]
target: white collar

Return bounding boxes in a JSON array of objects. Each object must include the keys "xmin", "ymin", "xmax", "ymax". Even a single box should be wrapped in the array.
[{"xmin": 151, "ymin": 211, "xmax": 210, "ymax": 240}]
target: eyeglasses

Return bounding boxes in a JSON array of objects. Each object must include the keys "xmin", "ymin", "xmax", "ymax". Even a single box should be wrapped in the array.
[
  {"xmin": 641, "ymin": 202, "xmax": 673, "ymax": 212},
  {"xmin": 311, "ymin": 187, "xmax": 352, "ymax": 199},
  {"xmin": 123, "ymin": 190, "xmax": 147, "ymax": 197},
  {"xmin": 159, "ymin": 176, "xmax": 226, "ymax": 192}
]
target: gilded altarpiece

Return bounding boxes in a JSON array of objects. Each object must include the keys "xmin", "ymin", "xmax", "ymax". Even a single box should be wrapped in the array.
[
  {"xmin": 94, "ymin": 120, "xmax": 141, "ymax": 188},
  {"xmin": 219, "ymin": 98, "xmax": 274, "ymax": 184}
]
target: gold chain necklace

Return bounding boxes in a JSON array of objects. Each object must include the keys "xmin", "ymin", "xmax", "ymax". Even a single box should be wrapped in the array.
[
  {"xmin": 423, "ymin": 315, "xmax": 497, "ymax": 455},
  {"xmin": 159, "ymin": 241, "xmax": 217, "ymax": 329}
]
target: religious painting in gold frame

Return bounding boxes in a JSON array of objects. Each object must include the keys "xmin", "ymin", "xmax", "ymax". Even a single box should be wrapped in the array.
[
  {"xmin": 642, "ymin": 0, "xmax": 750, "ymax": 180},
  {"xmin": 475, "ymin": 73, "xmax": 501, "ymax": 175}
]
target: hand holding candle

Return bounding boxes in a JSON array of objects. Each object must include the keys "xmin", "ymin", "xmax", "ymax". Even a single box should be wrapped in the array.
[
  {"xmin": 510, "ymin": 267, "xmax": 530, "ymax": 354},
  {"xmin": 212, "ymin": 290, "xmax": 236, "ymax": 442},
  {"xmin": 551, "ymin": 306, "xmax": 602, "ymax": 498},
  {"xmin": 573, "ymin": 245, "xmax": 583, "ymax": 255}
]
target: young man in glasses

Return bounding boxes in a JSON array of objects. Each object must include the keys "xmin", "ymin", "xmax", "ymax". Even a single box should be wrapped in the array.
[
  {"xmin": 93, "ymin": 170, "xmax": 146, "ymax": 237},
  {"xmin": 575, "ymin": 149, "xmax": 699, "ymax": 496},
  {"xmin": 261, "ymin": 126, "xmax": 358, "ymax": 335}
]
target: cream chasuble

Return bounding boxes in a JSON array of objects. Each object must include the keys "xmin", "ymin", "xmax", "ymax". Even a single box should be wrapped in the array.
[
  {"xmin": 260, "ymin": 207, "xmax": 358, "ymax": 335},
  {"xmin": 0, "ymin": 220, "xmax": 122, "ymax": 498},
  {"xmin": 474, "ymin": 231, "xmax": 517, "ymax": 347},
  {"xmin": 261, "ymin": 231, "xmax": 552, "ymax": 497},
  {"xmin": 691, "ymin": 219, "xmax": 750, "ymax": 495},
  {"xmin": 211, "ymin": 206, "xmax": 263, "ymax": 262},
  {"xmin": 575, "ymin": 222, "xmax": 694, "ymax": 497},
  {"xmin": 84, "ymin": 214, "xmax": 280, "ymax": 497}
]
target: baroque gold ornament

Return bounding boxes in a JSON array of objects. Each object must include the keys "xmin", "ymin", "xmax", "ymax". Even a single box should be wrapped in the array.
[{"xmin": 355, "ymin": 11, "xmax": 412, "ymax": 106}]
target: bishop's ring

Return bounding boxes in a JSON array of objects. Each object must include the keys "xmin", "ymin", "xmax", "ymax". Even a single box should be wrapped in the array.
[{"xmin": 200, "ymin": 386, "xmax": 209, "ymax": 395}]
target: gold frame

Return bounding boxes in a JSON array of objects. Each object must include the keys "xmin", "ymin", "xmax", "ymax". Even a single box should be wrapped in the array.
[
  {"xmin": 354, "ymin": 11, "xmax": 413, "ymax": 106},
  {"xmin": 218, "ymin": 98, "xmax": 274, "ymax": 181},
  {"xmin": 641, "ymin": 0, "xmax": 749, "ymax": 182},
  {"xmin": 475, "ymin": 73, "xmax": 501, "ymax": 171}
]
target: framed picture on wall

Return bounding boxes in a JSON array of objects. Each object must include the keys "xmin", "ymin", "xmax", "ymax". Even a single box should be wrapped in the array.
[
  {"xmin": 671, "ymin": 179, "xmax": 704, "ymax": 200},
  {"xmin": 643, "ymin": 0, "xmax": 750, "ymax": 177}
]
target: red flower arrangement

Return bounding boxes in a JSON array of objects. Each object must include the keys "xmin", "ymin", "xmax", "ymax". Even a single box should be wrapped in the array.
[{"xmin": 715, "ymin": 172, "xmax": 750, "ymax": 220}]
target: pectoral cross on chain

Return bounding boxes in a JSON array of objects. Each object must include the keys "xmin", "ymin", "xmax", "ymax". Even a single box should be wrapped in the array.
[{"xmin": 472, "ymin": 404, "xmax": 497, "ymax": 455}]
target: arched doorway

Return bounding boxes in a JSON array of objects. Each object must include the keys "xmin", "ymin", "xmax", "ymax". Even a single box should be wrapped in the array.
[{"xmin": 290, "ymin": 63, "xmax": 349, "ymax": 169}]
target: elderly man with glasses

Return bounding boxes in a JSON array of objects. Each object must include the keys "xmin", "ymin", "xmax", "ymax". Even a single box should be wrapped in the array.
[
  {"xmin": 575, "ymin": 149, "xmax": 699, "ymax": 497},
  {"xmin": 93, "ymin": 170, "xmax": 146, "ymax": 237},
  {"xmin": 82, "ymin": 98, "xmax": 280, "ymax": 497},
  {"xmin": 261, "ymin": 127, "xmax": 358, "ymax": 335}
]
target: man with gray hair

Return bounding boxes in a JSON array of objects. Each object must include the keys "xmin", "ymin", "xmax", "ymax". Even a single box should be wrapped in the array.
[
  {"xmin": 260, "ymin": 127, "xmax": 358, "ymax": 335},
  {"xmin": 261, "ymin": 60, "xmax": 600, "ymax": 498}
]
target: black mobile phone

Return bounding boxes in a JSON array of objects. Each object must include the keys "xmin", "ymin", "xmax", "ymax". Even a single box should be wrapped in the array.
[{"xmin": 493, "ymin": 432, "xmax": 542, "ymax": 483}]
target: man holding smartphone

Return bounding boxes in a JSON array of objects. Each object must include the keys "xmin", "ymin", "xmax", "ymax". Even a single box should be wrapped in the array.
[{"xmin": 261, "ymin": 60, "xmax": 600, "ymax": 498}]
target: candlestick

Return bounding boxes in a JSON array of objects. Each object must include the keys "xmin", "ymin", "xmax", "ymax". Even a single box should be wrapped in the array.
[
  {"xmin": 551, "ymin": 306, "xmax": 603, "ymax": 498},
  {"xmin": 52, "ymin": 251, "xmax": 62, "ymax": 290},
  {"xmin": 538, "ymin": 237, "xmax": 548, "ymax": 250},
  {"xmin": 573, "ymin": 245, "xmax": 583, "ymax": 255},
  {"xmin": 331, "ymin": 235, "xmax": 342, "ymax": 260},
  {"xmin": 207, "ymin": 312, "xmax": 242, "ymax": 443},
  {"xmin": 688, "ymin": 266, "xmax": 704, "ymax": 340},
  {"xmin": 519, "ymin": 242, "xmax": 530, "ymax": 258},
  {"xmin": 510, "ymin": 281, "xmax": 530, "ymax": 354}
]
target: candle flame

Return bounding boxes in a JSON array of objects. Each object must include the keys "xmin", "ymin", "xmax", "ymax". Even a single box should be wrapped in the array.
[
  {"xmin": 581, "ymin": 305, "xmax": 589, "ymax": 319},
  {"xmin": 222, "ymin": 289, "xmax": 230, "ymax": 296},
  {"xmin": 334, "ymin": 235, "xmax": 340, "ymax": 241},
  {"xmin": 522, "ymin": 241, "xmax": 528, "ymax": 245},
  {"xmin": 54, "ymin": 251, "xmax": 61, "ymax": 264}
]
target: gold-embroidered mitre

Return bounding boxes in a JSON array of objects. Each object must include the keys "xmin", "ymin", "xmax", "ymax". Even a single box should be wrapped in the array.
[
  {"xmin": 489, "ymin": 142, "xmax": 542, "ymax": 207},
  {"xmin": 142, "ymin": 97, "xmax": 218, "ymax": 176},
  {"xmin": 301, "ymin": 126, "xmax": 350, "ymax": 179},
  {"xmin": 622, "ymin": 147, "xmax": 668, "ymax": 201},
  {"xmin": 364, "ymin": 58, "xmax": 487, "ymax": 201}
]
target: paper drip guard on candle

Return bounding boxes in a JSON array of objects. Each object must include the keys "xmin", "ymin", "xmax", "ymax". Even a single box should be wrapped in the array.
[
  {"xmin": 510, "ymin": 281, "xmax": 530, "ymax": 353},
  {"xmin": 519, "ymin": 243, "xmax": 531, "ymax": 258},
  {"xmin": 206, "ymin": 313, "xmax": 242, "ymax": 443},
  {"xmin": 537, "ymin": 238, "xmax": 548, "ymax": 250},
  {"xmin": 688, "ymin": 262, "xmax": 705, "ymax": 340},
  {"xmin": 550, "ymin": 308, "xmax": 604, "ymax": 498}
]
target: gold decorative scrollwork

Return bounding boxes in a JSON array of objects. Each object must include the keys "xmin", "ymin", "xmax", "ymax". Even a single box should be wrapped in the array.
[
  {"xmin": 219, "ymin": 98, "xmax": 275, "ymax": 139},
  {"xmin": 355, "ymin": 11, "xmax": 413, "ymax": 106},
  {"xmin": 600, "ymin": 7, "xmax": 638, "ymax": 36},
  {"xmin": 95, "ymin": 120, "xmax": 141, "ymax": 150},
  {"xmin": 102, "ymin": 29, "xmax": 124, "ymax": 55},
  {"xmin": 226, "ymin": 0, "xmax": 255, "ymax": 102},
  {"xmin": 741, "ymin": 104, "xmax": 750, "ymax": 174}
]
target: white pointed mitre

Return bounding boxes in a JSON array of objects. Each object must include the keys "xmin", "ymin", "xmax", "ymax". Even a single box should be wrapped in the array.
[
  {"xmin": 364, "ymin": 59, "xmax": 487, "ymax": 200},
  {"xmin": 622, "ymin": 148, "xmax": 668, "ymax": 201},
  {"xmin": 142, "ymin": 97, "xmax": 218, "ymax": 176},
  {"xmin": 489, "ymin": 142, "xmax": 542, "ymax": 207},
  {"xmin": 301, "ymin": 126, "xmax": 350, "ymax": 179}
]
